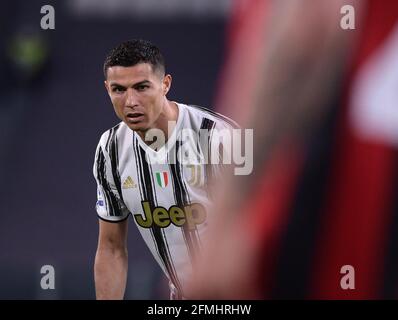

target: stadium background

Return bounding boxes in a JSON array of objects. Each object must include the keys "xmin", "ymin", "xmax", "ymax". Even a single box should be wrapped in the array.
[{"xmin": 0, "ymin": 0, "xmax": 232, "ymax": 299}]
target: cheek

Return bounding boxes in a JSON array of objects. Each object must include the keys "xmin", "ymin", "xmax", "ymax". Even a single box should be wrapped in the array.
[
  {"xmin": 111, "ymin": 96, "xmax": 124, "ymax": 115},
  {"xmin": 144, "ymin": 94, "xmax": 159, "ymax": 111},
  {"xmin": 152, "ymin": 97, "xmax": 163, "ymax": 116},
  {"xmin": 111, "ymin": 95, "xmax": 124, "ymax": 107}
]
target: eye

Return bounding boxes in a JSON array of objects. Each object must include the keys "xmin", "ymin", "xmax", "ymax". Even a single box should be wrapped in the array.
[
  {"xmin": 112, "ymin": 87, "xmax": 125, "ymax": 93},
  {"xmin": 137, "ymin": 84, "xmax": 149, "ymax": 91}
]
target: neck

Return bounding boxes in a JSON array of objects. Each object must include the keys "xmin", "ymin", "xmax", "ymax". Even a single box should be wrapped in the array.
[{"xmin": 138, "ymin": 99, "xmax": 179, "ymax": 147}]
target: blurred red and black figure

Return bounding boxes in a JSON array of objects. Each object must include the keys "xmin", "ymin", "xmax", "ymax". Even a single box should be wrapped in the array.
[{"xmin": 190, "ymin": 0, "xmax": 398, "ymax": 300}]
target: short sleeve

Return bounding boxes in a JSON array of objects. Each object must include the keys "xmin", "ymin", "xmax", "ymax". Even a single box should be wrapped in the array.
[
  {"xmin": 93, "ymin": 136, "xmax": 130, "ymax": 222},
  {"xmin": 202, "ymin": 118, "xmax": 238, "ymax": 189}
]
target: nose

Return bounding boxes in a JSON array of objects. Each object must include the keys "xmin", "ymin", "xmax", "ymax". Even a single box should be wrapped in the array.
[{"xmin": 125, "ymin": 88, "xmax": 138, "ymax": 108}]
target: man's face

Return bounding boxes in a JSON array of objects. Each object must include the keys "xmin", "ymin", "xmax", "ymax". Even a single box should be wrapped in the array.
[{"xmin": 105, "ymin": 63, "xmax": 171, "ymax": 134}]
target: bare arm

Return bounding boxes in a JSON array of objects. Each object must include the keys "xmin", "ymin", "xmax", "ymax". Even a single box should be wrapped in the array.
[
  {"xmin": 226, "ymin": 0, "xmax": 364, "ymax": 212},
  {"xmin": 94, "ymin": 218, "xmax": 128, "ymax": 300},
  {"xmin": 190, "ymin": 0, "xmax": 364, "ymax": 299}
]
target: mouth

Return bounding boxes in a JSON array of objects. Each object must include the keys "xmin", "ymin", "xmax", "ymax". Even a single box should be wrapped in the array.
[{"xmin": 126, "ymin": 112, "xmax": 145, "ymax": 123}]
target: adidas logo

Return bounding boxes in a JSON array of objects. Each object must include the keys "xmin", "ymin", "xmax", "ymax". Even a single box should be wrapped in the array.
[{"xmin": 122, "ymin": 176, "xmax": 137, "ymax": 189}]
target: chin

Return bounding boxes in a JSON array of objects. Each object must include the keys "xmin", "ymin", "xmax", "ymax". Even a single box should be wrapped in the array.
[{"xmin": 126, "ymin": 121, "xmax": 148, "ymax": 133}]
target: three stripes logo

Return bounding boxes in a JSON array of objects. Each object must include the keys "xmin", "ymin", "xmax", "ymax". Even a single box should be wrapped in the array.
[
  {"xmin": 156, "ymin": 171, "xmax": 169, "ymax": 188},
  {"xmin": 122, "ymin": 176, "xmax": 137, "ymax": 189}
]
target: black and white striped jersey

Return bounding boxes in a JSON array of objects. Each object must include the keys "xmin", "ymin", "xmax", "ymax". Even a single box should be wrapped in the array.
[{"xmin": 92, "ymin": 102, "xmax": 237, "ymax": 297}]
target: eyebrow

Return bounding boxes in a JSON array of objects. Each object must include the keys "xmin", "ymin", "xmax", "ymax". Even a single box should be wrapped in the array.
[{"xmin": 110, "ymin": 80, "xmax": 151, "ymax": 88}]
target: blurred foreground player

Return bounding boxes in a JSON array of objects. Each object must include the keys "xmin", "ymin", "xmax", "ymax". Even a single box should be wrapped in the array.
[
  {"xmin": 190, "ymin": 0, "xmax": 398, "ymax": 299},
  {"xmin": 92, "ymin": 39, "xmax": 237, "ymax": 299}
]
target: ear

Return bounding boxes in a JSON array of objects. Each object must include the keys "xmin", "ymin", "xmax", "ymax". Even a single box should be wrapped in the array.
[{"xmin": 163, "ymin": 74, "xmax": 172, "ymax": 95}]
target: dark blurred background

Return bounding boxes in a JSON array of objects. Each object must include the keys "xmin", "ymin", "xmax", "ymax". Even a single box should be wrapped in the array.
[{"xmin": 0, "ymin": 0, "xmax": 231, "ymax": 299}]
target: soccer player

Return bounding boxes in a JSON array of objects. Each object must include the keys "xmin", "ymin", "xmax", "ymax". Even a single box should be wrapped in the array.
[{"xmin": 92, "ymin": 39, "xmax": 237, "ymax": 299}]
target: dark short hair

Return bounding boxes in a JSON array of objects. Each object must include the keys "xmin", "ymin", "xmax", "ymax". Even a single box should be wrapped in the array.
[{"xmin": 103, "ymin": 39, "xmax": 165, "ymax": 78}]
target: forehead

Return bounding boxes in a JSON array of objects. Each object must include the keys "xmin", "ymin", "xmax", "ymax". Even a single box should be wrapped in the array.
[{"xmin": 106, "ymin": 63, "xmax": 159, "ymax": 84}]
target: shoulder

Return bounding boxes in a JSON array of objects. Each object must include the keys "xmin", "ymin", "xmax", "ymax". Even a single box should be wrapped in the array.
[
  {"xmin": 96, "ymin": 121, "xmax": 128, "ymax": 153},
  {"xmin": 181, "ymin": 103, "xmax": 240, "ymax": 130}
]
